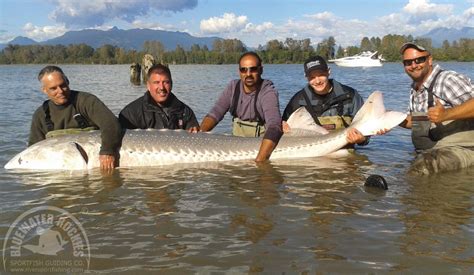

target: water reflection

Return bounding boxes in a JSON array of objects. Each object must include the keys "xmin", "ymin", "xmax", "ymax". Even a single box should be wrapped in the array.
[
  {"xmin": 399, "ymin": 170, "xmax": 474, "ymax": 271},
  {"xmin": 1, "ymin": 63, "xmax": 474, "ymax": 272}
]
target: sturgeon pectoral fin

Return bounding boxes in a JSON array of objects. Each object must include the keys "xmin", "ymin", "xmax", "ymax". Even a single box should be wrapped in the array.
[
  {"xmin": 287, "ymin": 107, "xmax": 330, "ymax": 135},
  {"xmin": 61, "ymin": 142, "xmax": 89, "ymax": 170}
]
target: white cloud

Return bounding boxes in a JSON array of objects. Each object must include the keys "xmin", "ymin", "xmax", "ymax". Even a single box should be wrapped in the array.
[
  {"xmin": 243, "ymin": 22, "xmax": 274, "ymax": 33},
  {"xmin": 199, "ymin": 1, "xmax": 473, "ymax": 48},
  {"xmin": 131, "ymin": 20, "xmax": 166, "ymax": 30},
  {"xmin": 464, "ymin": 7, "xmax": 474, "ymax": 19},
  {"xmin": 403, "ymin": 0, "xmax": 453, "ymax": 24},
  {"xmin": 22, "ymin": 23, "xmax": 68, "ymax": 42},
  {"xmin": 200, "ymin": 13, "xmax": 248, "ymax": 34},
  {"xmin": 403, "ymin": 0, "xmax": 452, "ymax": 15}
]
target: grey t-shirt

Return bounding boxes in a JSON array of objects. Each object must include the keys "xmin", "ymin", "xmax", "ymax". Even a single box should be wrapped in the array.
[{"xmin": 207, "ymin": 79, "xmax": 282, "ymax": 142}]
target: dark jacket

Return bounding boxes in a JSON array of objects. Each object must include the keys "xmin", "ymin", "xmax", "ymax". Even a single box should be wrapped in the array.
[
  {"xmin": 282, "ymin": 79, "xmax": 364, "ymax": 121},
  {"xmin": 119, "ymin": 91, "xmax": 198, "ymax": 130},
  {"xmin": 29, "ymin": 90, "xmax": 122, "ymax": 155}
]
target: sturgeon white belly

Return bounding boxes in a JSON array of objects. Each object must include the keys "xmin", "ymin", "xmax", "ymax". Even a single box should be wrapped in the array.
[
  {"xmin": 4, "ymin": 129, "xmax": 347, "ymax": 170},
  {"xmin": 120, "ymin": 129, "xmax": 348, "ymax": 167}
]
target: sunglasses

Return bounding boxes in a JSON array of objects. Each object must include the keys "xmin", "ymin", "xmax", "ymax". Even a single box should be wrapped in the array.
[
  {"xmin": 239, "ymin": 66, "xmax": 260, "ymax": 73},
  {"xmin": 403, "ymin": 55, "xmax": 430, "ymax": 66}
]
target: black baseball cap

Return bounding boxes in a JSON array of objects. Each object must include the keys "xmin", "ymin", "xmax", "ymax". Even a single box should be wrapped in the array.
[
  {"xmin": 400, "ymin": 42, "xmax": 428, "ymax": 54},
  {"xmin": 304, "ymin": 56, "xmax": 328, "ymax": 75}
]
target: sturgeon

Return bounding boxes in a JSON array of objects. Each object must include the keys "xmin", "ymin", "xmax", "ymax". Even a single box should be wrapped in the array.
[{"xmin": 4, "ymin": 91, "xmax": 406, "ymax": 170}]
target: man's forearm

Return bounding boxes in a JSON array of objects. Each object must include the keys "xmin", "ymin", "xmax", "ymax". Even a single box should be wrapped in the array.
[
  {"xmin": 444, "ymin": 98, "xmax": 474, "ymax": 121},
  {"xmin": 255, "ymin": 138, "xmax": 277, "ymax": 162},
  {"xmin": 200, "ymin": 116, "xmax": 217, "ymax": 132}
]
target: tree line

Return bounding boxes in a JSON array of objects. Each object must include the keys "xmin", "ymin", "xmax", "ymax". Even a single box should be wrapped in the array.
[{"xmin": 1, "ymin": 34, "xmax": 473, "ymax": 65}]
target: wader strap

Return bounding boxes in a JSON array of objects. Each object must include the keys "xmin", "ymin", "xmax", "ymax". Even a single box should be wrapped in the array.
[
  {"xmin": 229, "ymin": 80, "xmax": 264, "ymax": 125},
  {"xmin": 42, "ymin": 91, "xmax": 89, "ymax": 132},
  {"xmin": 302, "ymin": 89, "xmax": 322, "ymax": 125},
  {"xmin": 42, "ymin": 100, "xmax": 54, "ymax": 132},
  {"xmin": 302, "ymin": 87, "xmax": 354, "ymax": 126},
  {"xmin": 427, "ymin": 69, "xmax": 444, "ymax": 108}
]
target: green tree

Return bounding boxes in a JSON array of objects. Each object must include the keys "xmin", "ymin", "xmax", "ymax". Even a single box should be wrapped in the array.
[{"xmin": 143, "ymin": 41, "xmax": 165, "ymax": 63}]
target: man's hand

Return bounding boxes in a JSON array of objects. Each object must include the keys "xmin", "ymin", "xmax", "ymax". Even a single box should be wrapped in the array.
[
  {"xmin": 376, "ymin": 128, "xmax": 390, "ymax": 135},
  {"xmin": 282, "ymin": 121, "xmax": 291, "ymax": 133},
  {"xmin": 188, "ymin": 126, "xmax": 199, "ymax": 133},
  {"xmin": 346, "ymin": 128, "xmax": 366, "ymax": 144},
  {"xmin": 99, "ymin": 154, "xmax": 116, "ymax": 171},
  {"xmin": 428, "ymin": 99, "xmax": 447, "ymax": 123}
]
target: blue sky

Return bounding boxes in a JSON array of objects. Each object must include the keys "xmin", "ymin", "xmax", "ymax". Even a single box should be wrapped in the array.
[{"xmin": 0, "ymin": 0, "xmax": 472, "ymax": 47}]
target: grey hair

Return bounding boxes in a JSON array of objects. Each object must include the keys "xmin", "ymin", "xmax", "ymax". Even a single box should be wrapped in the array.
[{"xmin": 37, "ymin": 65, "xmax": 69, "ymax": 84}]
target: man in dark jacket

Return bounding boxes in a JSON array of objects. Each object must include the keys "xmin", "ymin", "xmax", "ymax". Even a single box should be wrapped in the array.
[
  {"xmin": 282, "ymin": 55, "xmax": 368, "ymax": 146},
  {"xmin": 119, "ymin": 64, "xmax": 199, "ymax": 132},
  {"xmin": 29, "ymin": 65, "xmax": 122, "ymax": 171}
]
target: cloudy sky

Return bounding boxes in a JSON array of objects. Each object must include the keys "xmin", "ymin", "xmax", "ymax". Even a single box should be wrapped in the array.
[{"xmin": 0, "ymin": 0, "xmax": 472, "ymax": 47}]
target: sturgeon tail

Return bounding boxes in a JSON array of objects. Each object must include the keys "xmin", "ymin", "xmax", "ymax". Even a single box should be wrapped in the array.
[{"xmin": 350, "ymin": 91, "xmax": 407, "ymax": 136}]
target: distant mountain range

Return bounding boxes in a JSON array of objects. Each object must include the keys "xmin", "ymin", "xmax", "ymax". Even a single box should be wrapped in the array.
[
  {"xmin": 0, "ymin": 27, "xmax": 221, "ymax": 51},
  {"xmin": 1, "ymin": 26, "xmax": 473, "ymax": 51},
  {"xmin": 421, "ymin": 27, "xmax": 474, "ymax": 47}
]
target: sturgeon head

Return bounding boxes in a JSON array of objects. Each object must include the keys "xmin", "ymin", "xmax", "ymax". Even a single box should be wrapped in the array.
[{"xmin": 4, "ymin": 132, "xmax": 100, "ymax": 170}]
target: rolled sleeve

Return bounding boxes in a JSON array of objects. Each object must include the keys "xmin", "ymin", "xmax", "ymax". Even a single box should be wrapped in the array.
[
  {"xmin": 258, "ymin": 82, "xmax": 283, "ymax": 143},
  {"xmin": 206, "ymin": 81, "xmax": 234, "ymax": 122}
]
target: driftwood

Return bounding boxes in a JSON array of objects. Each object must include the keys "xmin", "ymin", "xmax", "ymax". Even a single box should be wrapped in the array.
[
  {"xmin": 141, "ymin": 54, "xmax": 156, "ymax": 84},
  {"xmin": 130, "ymin": 62, "xmax": 141, "ymax": 85}
]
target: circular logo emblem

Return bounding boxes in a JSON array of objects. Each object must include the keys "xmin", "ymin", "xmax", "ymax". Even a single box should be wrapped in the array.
[{"xmin": 3, "ymin": 206, "xmax": 90, "ymax": 273}]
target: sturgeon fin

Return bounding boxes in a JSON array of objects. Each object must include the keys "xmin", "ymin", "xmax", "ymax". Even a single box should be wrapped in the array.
[
  {"xmin": 286, "ymin": 107, "xmax": 329, "ymax": 136},
  {"xmin": 350, "ymin": 91, "xmax": 407, "ymax": 136},
  {"xmin": 74, "ymin": 142, "xmax": 88, "ymax": 164},
  {"xmin": 61, "ymin": 142, "xmax": 89, "ymax": 170}
]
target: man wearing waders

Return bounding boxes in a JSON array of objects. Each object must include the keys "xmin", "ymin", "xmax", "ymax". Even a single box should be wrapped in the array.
[
  {"xmin": 281, "ymin": 55, "xmax": 369, "ymax": 148},
  {"xmin": 399, "ymin": 42, "xmax": 474, "ymax": 175},
  {"xmin": 200, "ymin": 52, "xmax": 283, "ymax": 162}
]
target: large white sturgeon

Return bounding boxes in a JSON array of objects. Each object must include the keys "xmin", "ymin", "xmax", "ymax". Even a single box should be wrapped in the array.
[{"xmin": 4, "ymin": 91, "xmax": 406, "ymax": 170}]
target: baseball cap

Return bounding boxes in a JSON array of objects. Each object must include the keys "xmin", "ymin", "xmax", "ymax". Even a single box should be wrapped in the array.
[
  {"xmin": 304, "ymin": 56, "xmax": 328, "ymax": 75},
  {"xmin": 400, "ymin": 42, "xmax": 428, "ymax": 54}
]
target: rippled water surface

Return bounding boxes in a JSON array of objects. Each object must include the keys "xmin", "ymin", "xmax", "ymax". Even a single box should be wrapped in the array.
[{"xmin": 1, "ymin": 63, "xmax": 473, "ymax": 273}]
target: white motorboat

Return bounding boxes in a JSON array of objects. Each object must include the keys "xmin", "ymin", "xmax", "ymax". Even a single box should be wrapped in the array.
[{"xmin": 329, "ymin": 51, "xmax": 383, "ymax": 67}]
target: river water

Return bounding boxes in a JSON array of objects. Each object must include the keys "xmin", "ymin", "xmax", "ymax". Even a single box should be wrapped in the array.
[{"xmin": 0, "ymin": 63, "xmax": 473, "ymax": 273}]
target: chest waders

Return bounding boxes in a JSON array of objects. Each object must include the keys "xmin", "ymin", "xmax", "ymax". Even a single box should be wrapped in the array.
[
  {"xmin": 43, "ymin": 95, "xmax": 98, "ymax": 139},
  {"xmin": 411, "ymin": 70, "xmax": 444, "ymax": 150},
  {"xmin": 411, "ymin": 70, "xmax": 474, "ymax": 151},
  {"xmin": 230, "ymin": 80, "xmax": 266, "ymax": 137},
  {"xmin": 301, "ymin": 87, "xmax": 353, "ymax": 131}
]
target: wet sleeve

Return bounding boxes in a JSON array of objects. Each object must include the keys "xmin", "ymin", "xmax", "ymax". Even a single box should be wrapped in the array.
[
  {"xmin": 260, "ymin": 86, "xmax": 283, "ymax": 143},
  {"xmin": 81, "ymin": 94, "xmax": 122, "ymax": 155},
  {"xmin": 28, "ymin": 108, "xmax": 47, "ymax": 146},
  {"xmin": 206, "ymin": 81, "xmax": 234, "ymax": 122}
]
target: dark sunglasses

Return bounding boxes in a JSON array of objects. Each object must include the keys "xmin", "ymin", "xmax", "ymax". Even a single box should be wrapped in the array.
[
  {"xmin": 403, "ymin": 55, "xmax": 430, "ymax": 66},
  {"xmin": 239, "ymin": 66, "xmax": 260, "ymax": 73}
]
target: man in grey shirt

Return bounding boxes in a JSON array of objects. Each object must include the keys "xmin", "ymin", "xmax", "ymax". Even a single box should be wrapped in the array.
[{"xmin": 200, "ymin": 51, "xmax": 283, "ymax": 162}]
